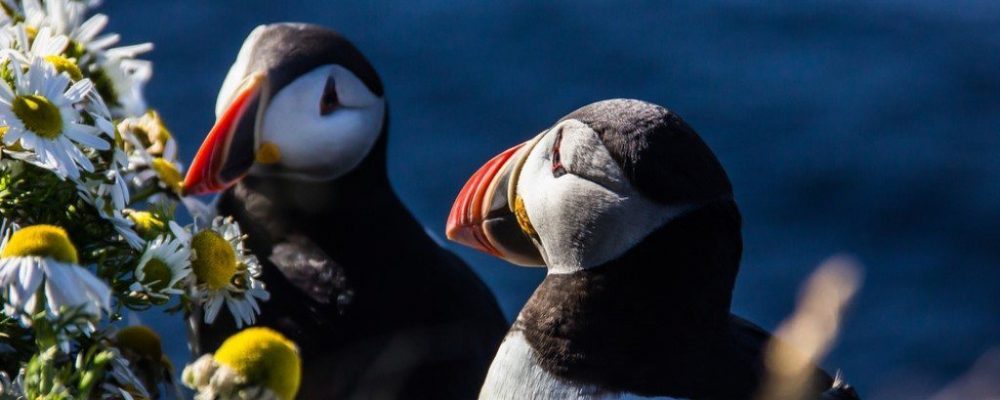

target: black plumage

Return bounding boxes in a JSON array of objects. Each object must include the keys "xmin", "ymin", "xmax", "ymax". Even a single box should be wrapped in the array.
[{"xmin": 195, "ymin": 25, "xmax": 507, "ymax": 399}]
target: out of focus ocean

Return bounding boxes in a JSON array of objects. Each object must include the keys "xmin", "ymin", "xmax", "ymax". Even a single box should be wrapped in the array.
[{"xmin": 103, "ymin": 1, "xmax": 999, "ymax": 398}]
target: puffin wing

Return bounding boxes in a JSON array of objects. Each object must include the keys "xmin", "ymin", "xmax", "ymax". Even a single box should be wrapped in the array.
[{"xmin": 268, "ymin": 234, "xmax": 344, "ymax": 305}]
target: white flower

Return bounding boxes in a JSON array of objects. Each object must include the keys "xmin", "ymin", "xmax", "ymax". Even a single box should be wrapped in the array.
[
  {"xmin": 0, "ymin": 57, "xmax": 109, "ymax": 180},
  {"xmin": 19, "ymin": 0, "xmax": 152, "ymax": 117},
  {"xmin": 0, "ymin": 224, "xmax": 110, "ymax": 328},
  {"xmin": 171, "ymin": 217, "xmax": 268, "ymax": 328},
  {"xmin": 20, "ymin": 0, "xmax": 87, "ymax": 34},
  {"xmin": 95, "ymin": 56, "xmax": 150, "ymax": 117},
  {"xmin": 76, "ymin": 176, "xmax": 144, "ymax": 249},
  {"xmin": 119, "ymin": 111, "xmax": 183, "ymax": 195},
  {"xmin": 129, "ymin": 235, "xmax": 190, "ymax": 299},
  {"xmin": 0, "ymin": 25, "xmax": 70, "ymax": 63},
  {"xmin": 119, "ymin": 110, "xmax": 177, "ymax": 161}
]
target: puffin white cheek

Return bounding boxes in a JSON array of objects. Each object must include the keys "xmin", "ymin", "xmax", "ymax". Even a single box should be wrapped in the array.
[
  {"xmin": 521, "ymin": 173, "xmax": 628, "ymax": 273},
  {"xmin": 516, "ymin": 128, "xmax": 684, "ymax": 273},
  {"xmin": 263, "ymin": 105, "xmax": 383, "ymax": 178}
]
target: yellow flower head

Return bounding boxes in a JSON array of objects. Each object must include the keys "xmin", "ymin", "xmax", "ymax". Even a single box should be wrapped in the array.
[
  {"xmin": 151, "ymin": 158, "xmax": 182, "ymax": 194},
  {"xmin": 43, "ymin": 55, "xmax": 83, "ymax": 81},
  {"xmin": 214, "ymin": 327, "xmax": 301, "ymax": 400},
  {"xmin": 12, "ymin": 94, "xmax": 62, "ymax": 139},
  {"xmin": 191, "ymin": 230, "xmax": 236, "ymax": 290},
  {"xmin": 1, "ymin": 225, "xmax": 78, "ymax": 263},
  {"xmin": 116, "ymin": 325, "xmax": 164, "ymax": 362},
  {"xmin": 128, "ymin": 211, "xmax": 166, "ymax": 240}
]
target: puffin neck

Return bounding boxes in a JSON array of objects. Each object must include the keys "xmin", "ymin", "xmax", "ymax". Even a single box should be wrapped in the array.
[
  {"xmin": 513, "ymin": 199, "xmax": 746, "ymax": 396},
  {"xmin": 235, "ymin": 130, "xmax": 408, "ymax": 228}
]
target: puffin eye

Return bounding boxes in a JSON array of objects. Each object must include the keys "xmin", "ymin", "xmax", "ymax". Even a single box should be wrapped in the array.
[
  {"xmin": 551, "ymin": 127, "xmax": 567, "ymax": 178},
  {"xmin": 320, "ymin": 76, "xmax": 339, "ymax": 116}
]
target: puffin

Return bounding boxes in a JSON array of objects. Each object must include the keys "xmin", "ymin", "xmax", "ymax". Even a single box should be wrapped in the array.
[
  {"xmin": 446, "ymin": 99, "xmax": 860, "ymax": 399},
  {"xmin": 182, "ymin": 23, "xmax": 507, "ymax": 399}
]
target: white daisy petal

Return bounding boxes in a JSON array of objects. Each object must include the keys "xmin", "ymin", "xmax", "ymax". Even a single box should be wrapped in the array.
[
  {"xmin": 63, "ymin": 123, "xmax": 109, "ymax": 150},
  {"xmin": 75, "ymin": 14, "xmax": 108, "ymax": 43},
  {"xmin": 63, "ymin": 79, "xmax": 94, "ymax": 103}
]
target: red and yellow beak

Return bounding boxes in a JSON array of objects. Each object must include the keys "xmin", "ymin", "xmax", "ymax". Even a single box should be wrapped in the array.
[
  {"xmin": 446, "ymin": 134, "xmax": 546, "ymax": 266},
  {"xmin": 183, "ymin": 73, "xmax": 270, "ymax": 196}
]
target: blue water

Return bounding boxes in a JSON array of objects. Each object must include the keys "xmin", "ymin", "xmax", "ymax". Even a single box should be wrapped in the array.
[{"xmin": 103, "ymin": 1, "xmax": 999, "ymax": 398}]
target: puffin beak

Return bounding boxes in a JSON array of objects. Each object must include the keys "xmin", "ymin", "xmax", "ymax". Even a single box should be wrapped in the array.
[
  {"xmin": 183, "ymin": 72, "xmax": 270, "ymax": 195},
  {"xmin": 446, "ymin": 133, "xmax": 546, "ymax": 266}
]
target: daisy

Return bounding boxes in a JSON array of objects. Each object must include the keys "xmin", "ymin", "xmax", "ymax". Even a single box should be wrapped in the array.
[
  {"xmin": 119, "ymin": 111, "xmax": 183, "ymax": 195},
  {"xmin": 76, "ymin": 175, "xmax": 144, "ymax": 249},
  {"xmin": 0, "ymin": 57, "xmax": 109, "ymax": 181},
  {"xmin": 93, "ymin": 56, "xmax": 150, "ymax": 118},
  {"xmin": 182, "ymin": 327, "xmax": 301, "ymax": 400},
  {"xmin": 119, "ymin": 110, "xmax": 177, "ymax": 159},
  {"xmin": 129, "ymin": 235, "xmax": 190, "ymax": 299},
  {"xmin": 20, "ymin": 0, "xmax": 153, "ymax": 117},
  {"xmin": 0, "ymin": 25, "xmax": 71, "ymax": 71},
  {"xmin": 0, "ymin": 223, "xmax": 110, "ymax": 327},
  {"xmin": 4, "ymin": 24, "xmax": 86, "ymax": 82},
  {"xmin": 171, "ymin": 217, "xmax": 268, "ymax": 328}
]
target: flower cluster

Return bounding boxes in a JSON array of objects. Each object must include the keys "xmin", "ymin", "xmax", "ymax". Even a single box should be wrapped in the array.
[{"xmin": 0, "ymin": 1, "xmax": 269, "ymax": 398}]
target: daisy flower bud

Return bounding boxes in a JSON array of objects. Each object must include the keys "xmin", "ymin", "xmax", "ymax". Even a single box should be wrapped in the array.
[{"xmin": 183, "ymin": 327, "xmax": 301, "ymax": 400}]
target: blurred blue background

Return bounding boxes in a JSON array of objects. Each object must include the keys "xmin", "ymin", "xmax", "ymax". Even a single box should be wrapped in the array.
[{"xmin": 102, "ymin": 1, "xmax": 999, "ymax": 398}]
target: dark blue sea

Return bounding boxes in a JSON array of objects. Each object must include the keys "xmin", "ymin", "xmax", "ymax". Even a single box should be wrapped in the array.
[{"xmin": 103, "ymin": 1, "xmax": 999, "ymax": 398}]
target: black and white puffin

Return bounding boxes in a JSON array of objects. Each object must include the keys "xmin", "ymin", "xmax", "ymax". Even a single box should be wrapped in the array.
[
  {"xmin": 182, "ymin": 23, "xmax": 506, "ymax": 398},
  {"xmin": 446, "ymin": 99, "xmax": 859, "ymax": 399}
]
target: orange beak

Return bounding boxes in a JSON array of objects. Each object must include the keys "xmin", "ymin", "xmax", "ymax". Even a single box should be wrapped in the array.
[
  {"xmin": 446, "ymin": 144, "xmax": 524, "ymax": 257},
  {"xmin": 446, "ymin": 134, "xmax": 546, "ymax": 266},
  {"xmin": 183, "ymin": 73, "xmax": 269, "ymax": 196}
]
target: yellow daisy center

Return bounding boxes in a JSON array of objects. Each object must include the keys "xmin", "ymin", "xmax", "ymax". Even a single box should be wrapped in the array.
[
  {"xmin": 141, "ymin": 258, "xmax": 173, "ymax": 291},
  {"xmin": 151, "ymin": 158, "xmax": 182, "ymax": 193},
  {"xmin": 128, "ymin": 211, "xmax": 165, "ymax": 239},
  {"xmin": 12, "ymin": 94, "xmax": 63, "ymax": 139},
  {"xmin": 43, "ymin": 55, "xmax": 83, "ymax": 81},
  {"xmin": 191, "ymin": 230, "xmax": 236, "ymax": 290},
  {"xmin": 116, "ymin": 325, "xmax": 164, "ymax": 362},
  {"xmin": 214, "ymin": 327, "xmax": 301, "ymax": 400},
  {"xmin": 1, "ymin": 224, "xmax": 78, "ymax": 263}
]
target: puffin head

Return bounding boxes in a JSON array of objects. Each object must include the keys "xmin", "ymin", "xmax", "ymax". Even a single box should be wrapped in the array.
[
  {"xmin": 447, "ymin": 99, "xmax": 734, "ymax": 273},
  {"xmin": 183, "ymin": 23, "xmax": 385, "ymax": 195}
]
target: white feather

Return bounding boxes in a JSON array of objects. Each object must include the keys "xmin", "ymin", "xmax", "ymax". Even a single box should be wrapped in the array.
[
  {"xmin": 481, "ymin": 331, "xmax": 684, "ymax": 400},
  {"xmin": 216, "ymin": 25, "xmax": 266, "ymax": 119},
  {"xmin": 515, "ymin": 119, "xmax": 693, "ymax": 274},
  {"xmin": 255, "ymin": 64, "xmax": 385, "ymax": 181}
]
